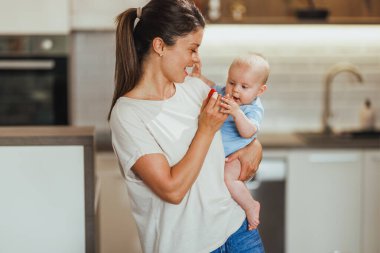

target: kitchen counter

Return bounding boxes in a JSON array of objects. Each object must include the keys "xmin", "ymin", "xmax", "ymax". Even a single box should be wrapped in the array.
[
  {"xmin": 95, "ymin": 131, "xmax": 380, "ymax": 151},
  {"xmin": 0, "ymin": 126, "xmax": 94, "ymax": 146},
  {"xmin": 259, "ymin": 132, "xmax": 380, "ymax": 149}
]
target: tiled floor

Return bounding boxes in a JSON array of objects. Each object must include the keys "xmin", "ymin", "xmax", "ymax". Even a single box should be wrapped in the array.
[{"xmin": 95, "ymin": 152, "xmax": 142, "ymax": 253}]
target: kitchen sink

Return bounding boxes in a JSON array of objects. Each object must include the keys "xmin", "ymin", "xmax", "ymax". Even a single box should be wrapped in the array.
[{"xmin": 297, "ymin": 130, "xmax": 380, "ymax": 139}]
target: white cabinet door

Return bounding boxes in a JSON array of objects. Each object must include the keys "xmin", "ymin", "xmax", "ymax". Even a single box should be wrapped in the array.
[
  {"xmin": 71, "ymin": 0, "xmax": 149, "ymax": 30},
  {"xmin": 362, "ymin": 150, "xmax": 380, "ymax": 253},
  {"xmin": 96, "ymin": 152, "xmax": 142, "ymax": 253},
  {"xmin": 0, "ymin": 0, "xmax": 69, "ymax": 34},
  {"xmin": 287, "ymin": 150, "xmax": 362, "ymax": 253},
  {"xmin": 0, "ymin": 146, "xmax": 85, "ymax": 253}
]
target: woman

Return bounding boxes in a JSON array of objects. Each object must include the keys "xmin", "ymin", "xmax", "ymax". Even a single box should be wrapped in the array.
[{"xmin": 108, "ymin": 0, "xmax": 265, "ymax": 252}]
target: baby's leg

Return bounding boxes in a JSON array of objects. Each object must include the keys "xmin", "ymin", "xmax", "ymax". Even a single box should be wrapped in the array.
[{"xmin": 224, "ymin": 159, "xmax": 260, "ymax": 230}]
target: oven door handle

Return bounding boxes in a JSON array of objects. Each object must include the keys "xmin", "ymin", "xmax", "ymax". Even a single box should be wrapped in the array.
[{"xmin": 0, "ymin": 60, "xmax": 55, "ymax": 70}]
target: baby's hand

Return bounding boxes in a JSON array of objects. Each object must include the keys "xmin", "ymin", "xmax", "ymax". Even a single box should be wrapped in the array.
[
  {"xmin": 189, "ymin": 62, "xmax": 202, "ymax": 78},
  {"xmin": 220, "ymin": 94, "xmax": 241, "ymax": 117}
]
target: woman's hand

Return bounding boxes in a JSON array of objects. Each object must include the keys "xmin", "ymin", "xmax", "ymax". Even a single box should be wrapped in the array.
[
  {"xmin": 198, "ymin": 92, "xmax": 228, "ymax": 134},
  {"xmin": 226, "ymin": 139, "xmax": 262, "ymax": 181}
]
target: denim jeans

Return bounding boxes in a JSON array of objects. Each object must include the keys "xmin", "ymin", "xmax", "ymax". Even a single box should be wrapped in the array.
[{"xmin": 210, "ymin": 219, "xmax": 265, "ymax": 253}]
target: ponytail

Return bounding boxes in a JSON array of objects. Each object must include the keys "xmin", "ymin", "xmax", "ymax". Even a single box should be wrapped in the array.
[{"xmin": 108, "ymin": 8, "xmax": 141, "ymax": 120}]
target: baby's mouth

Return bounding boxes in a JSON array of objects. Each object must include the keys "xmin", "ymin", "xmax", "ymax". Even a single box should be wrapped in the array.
[{"xmin": 232, "ymin": 95, "xmax": 240, "ymax": 102}]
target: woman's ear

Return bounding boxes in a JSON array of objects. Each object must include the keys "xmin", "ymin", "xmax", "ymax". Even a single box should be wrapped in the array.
[
  {"xmin": 257, "ymin": 84, "xmax": 267, "ymax": 96},
  {"xmin": 152, "ymin": 37, "xmax": 165, "ymax": 57}
]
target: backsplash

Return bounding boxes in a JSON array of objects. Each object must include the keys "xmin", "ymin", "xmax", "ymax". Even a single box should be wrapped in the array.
[{"xmin": 71, "ymin": 25, "xmax": 380, "ymax": 136}]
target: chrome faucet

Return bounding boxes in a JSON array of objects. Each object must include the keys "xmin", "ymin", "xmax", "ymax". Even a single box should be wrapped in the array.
[{"xmin": 322, "ymin": 62, "xmax": 363, "ymax": 134}]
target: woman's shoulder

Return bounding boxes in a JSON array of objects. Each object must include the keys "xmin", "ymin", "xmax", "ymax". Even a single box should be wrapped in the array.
[{"xmin": 110, "ymin": 98, "xmax": 143, "ymax": 126}]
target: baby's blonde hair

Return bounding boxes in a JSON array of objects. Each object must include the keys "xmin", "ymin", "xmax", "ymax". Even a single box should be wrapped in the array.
[{"xmin": 230, "ymin": 53, "xmax": 270, "ymax": 85}]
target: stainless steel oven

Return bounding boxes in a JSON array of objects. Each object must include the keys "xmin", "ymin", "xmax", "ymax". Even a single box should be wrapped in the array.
[{"xmin": 0, "ymin": 35, "xmax": 68, "ymax": 125}]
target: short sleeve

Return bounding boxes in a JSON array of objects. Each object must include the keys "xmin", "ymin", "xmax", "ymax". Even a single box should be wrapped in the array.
[
  {"xmin": 213, "ymin": 85, "xmax": 225, "ymax": 95},
  {"xmin": 245, "ymin": 97, "xmax": 264, "ymax": 132},
  {"xmin": 109, "ymin": 103, "xmax": 164, "ymax": 180}
]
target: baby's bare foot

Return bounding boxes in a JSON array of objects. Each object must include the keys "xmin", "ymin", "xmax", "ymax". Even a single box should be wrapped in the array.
[{"xmin": 247, "ymin": 201, "xmax": 260, "ymax": 230}]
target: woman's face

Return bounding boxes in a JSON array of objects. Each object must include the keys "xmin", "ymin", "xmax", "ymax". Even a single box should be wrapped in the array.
[{"xmin": 161, "ymin": 28, "xmax": 204, "ymax": 83}]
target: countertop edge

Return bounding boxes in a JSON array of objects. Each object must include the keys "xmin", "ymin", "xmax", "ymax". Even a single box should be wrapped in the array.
[{"xmin": 0, "ymin": 126, "xmax": 95, "ymax": 146}]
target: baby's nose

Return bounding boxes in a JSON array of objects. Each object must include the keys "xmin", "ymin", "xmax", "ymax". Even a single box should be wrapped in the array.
[{"xmin": 232, "ymin": 91, "xmax": 240, "ymax": 98}]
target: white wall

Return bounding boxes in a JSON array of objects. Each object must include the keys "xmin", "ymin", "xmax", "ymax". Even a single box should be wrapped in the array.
[{"xmin": 200, "ymin": 25, "xmax": 380, "ymax": 133}]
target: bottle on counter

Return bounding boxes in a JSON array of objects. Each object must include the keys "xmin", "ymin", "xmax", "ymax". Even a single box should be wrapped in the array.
[{"xmin": 359, "ymin": 99, "xmax": 376, "ymax": 131}]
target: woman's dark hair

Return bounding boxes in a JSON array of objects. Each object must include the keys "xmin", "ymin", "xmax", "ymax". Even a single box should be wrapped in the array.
[{"xmin": 108, "ymin": 0, "xmax": 205, "ymax": 119}]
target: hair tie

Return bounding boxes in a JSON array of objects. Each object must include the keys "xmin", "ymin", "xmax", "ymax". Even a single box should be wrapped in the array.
[
  {"xmin": 134, "ymin": 7, "xmax": 142, "ymax": 29},
  {"xmin": 136, "ymin": 7, "xmax": 142, "ymax": 19}
]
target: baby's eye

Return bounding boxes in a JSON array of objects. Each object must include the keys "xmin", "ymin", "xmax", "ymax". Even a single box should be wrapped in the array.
[
  {"xmin": 242, "ymin": 86, "xmax": 247, "ymax": 89},
  {"xmin": 229, "ymin": 82, "xmax": 235, "ymax": 85}
]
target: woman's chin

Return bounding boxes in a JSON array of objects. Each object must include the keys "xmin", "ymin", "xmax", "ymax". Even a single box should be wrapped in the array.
[{"xmin": 175, "ymin": 73, "xmax": 187, "ymax": 83}]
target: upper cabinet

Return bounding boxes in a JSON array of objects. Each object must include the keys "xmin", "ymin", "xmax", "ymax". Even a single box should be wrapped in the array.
[
  {"xmin": 0, "ymin": 0, "xmax": 70, "ymax": 34},
  {"xmin": 1, "ymin": 0, "xmax": 379, "ymax": 34},
  {"xmin": 196, "ymin": 0, "xmax": 380, "ymax": 24},
  {"xmin": 71, "ymin": 0, "xmax": 149, "ymax": 30}
]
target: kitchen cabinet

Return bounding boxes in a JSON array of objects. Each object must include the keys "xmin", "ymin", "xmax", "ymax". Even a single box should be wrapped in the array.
[
  {"xmin": 71, "ymin": 0, "xmax": 149, "ymax": 30},
  {"xmin": 362, "ymin": 150, "xmax": 380, "ymax": 253},
  {"xmin": 0, "ymin": 127, "xmax": 95, "ymax": 253},
  {"xmin": 287, "ymin": 150, "xmax": 362, "ymax": 253},
  {"xmin": 0, "ymin": 0, "xmax": 69, "ymax": 34},
  {"xmin": 200, "ymin": 0, "xmax": 380, "ymax": 24},
  {"xmin": 95, "ymin": 152, "xmax": 142, "ymax": 253}
]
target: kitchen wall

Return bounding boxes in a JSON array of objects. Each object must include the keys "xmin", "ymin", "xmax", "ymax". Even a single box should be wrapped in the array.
[{"xmin": 70, "ymin": 25, "xmax": 380, "ymax": 140}]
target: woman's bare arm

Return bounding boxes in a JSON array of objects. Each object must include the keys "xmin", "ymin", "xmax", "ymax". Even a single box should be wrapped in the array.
[{"xmin": 132, "ymin": 93, "xmax": 227, "ymax": 204}]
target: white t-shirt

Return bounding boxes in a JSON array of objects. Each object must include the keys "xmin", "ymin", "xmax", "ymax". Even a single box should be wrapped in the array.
[{"xmin": 109, "ymin": 77, "xmax": 245, "ymax": 253}]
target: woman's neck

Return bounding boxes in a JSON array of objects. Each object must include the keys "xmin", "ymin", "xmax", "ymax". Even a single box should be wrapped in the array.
[{"xmin": 125, "ymin": 61, "xmax": 175, "ymax": 100}]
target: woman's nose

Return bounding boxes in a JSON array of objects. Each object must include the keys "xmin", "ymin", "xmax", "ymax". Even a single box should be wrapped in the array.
[{"xmin": 192, "ymin": 54, "xmax": 200, "ymax": 63}]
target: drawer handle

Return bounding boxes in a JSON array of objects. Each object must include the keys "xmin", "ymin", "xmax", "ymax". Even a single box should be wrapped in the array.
[{"xmin": 0, "ymin": 60, "xmax": 55, "ymax": 70}]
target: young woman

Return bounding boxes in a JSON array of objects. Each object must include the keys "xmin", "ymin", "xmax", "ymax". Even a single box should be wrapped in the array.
[{"xmin": 108, "ymin": 0, "xmax": 265, "ymax": 252}]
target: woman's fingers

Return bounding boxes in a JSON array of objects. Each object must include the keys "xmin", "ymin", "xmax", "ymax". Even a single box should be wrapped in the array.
[{"xmin": 204, "ymin": 91, "xmax": 219, "ymax": 111}]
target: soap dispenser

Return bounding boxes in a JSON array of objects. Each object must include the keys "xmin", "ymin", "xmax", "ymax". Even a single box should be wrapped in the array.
[{"xmin": 359, "ymin": 99, "xmax": 376, "ymax": 131}]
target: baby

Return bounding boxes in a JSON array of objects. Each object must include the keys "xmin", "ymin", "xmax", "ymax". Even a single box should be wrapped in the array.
[{"xmin": 193, "ymin": 53, "xmax": 269, "ymax": 230}]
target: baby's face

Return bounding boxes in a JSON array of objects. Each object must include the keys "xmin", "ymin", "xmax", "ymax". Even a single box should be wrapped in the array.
[{"xmin": 225, "ymin": 63, "xmax": 266, "ymax": 105}]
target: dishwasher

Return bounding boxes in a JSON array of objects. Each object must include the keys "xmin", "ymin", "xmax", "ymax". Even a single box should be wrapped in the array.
[{"xmin": 246, "ymin": 156, "xmax": 287, "ymax": 253}]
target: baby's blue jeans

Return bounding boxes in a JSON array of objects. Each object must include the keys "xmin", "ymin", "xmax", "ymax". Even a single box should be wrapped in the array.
[{"xmin": 210, "ymin": 219, "xmax": 265, "ymax": 253}]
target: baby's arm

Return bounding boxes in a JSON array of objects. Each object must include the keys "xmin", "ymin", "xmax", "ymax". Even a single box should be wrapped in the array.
[
  {"xmin": 220, "ymin": 95, "xmax": 257, "ymax": 138},
  {"xmin": 190, "ymin": 62, "xmax": 216, "ymax": 87}
]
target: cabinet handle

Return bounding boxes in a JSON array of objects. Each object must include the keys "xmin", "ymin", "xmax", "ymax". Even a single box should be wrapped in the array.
[
  {"xmin": 0, "ymin": 60, "xmax": 55, "ymax": 70},
  {"xmin": 309, "ymin": 153, "xmax": 360, "ymax": 163}
]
